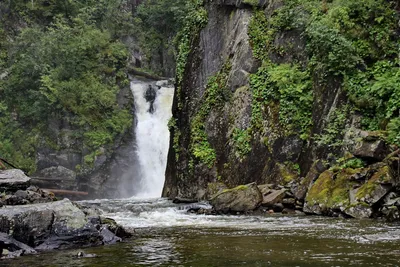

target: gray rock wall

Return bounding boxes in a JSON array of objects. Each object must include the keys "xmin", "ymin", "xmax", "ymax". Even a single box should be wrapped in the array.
[{"xmin": 163, "ymin": 1, "xmax": 348, "ymax": 200}]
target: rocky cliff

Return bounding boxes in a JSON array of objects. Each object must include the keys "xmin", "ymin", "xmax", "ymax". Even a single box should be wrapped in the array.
[{"xmin": 164, "ymin": 0, "xmax": 400, "ymax": 217}]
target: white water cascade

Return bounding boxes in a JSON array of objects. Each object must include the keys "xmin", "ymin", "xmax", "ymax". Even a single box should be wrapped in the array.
[{"xmin": 130, "ymin": 80, "xmax": 174, "ymax": 198}]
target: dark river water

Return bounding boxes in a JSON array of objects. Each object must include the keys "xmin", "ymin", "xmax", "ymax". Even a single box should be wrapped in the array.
[{"xmin": 2, "ymin": 198, "xmax": 400, "ymax": 267}]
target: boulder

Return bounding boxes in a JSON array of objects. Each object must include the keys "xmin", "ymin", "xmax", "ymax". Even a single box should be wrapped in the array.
[
  {"xmin": 353, "ymin": 165, "xmax": 393, "ymax": 205},
  {"xmin": 352, "ymin": 132, "xmax": 388, "ymax": 161},
  {"xmin": 261, "ymin": 189, "xmax": 286, "ymax": 207},
  {"xmin": 210, "ymin": 183, "xmax": 262, "ymax": 213},
  {"xmin": 0, "ymin": 232, "xmax": 36, "ymax": 258},
  {"xmin": 2, "ymin": 186, "xmax": 56, "ymax": 206},
  {"xmin": 0, "ymin": 199, "xmax": 123, "ymax": 252},
  {"xmin": 291, "ymin": 160, "xmax": 327, "ymax": 201},
  {"xmin": 0, "ymin": 169, "xmax": 30, "ymax": 193},
  {"xmin": 344, "ymin": 204, "xmax": 373, "ymax": 219}
]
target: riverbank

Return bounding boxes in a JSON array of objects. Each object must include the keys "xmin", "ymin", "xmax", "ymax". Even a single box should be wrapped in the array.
[
  {"xmin": 4, "ymin": 197, "xmax": 397, "ymax": 267},
  {"xmin": 0, "ymin": 169, "xmax": 130, "ymax": 259}
]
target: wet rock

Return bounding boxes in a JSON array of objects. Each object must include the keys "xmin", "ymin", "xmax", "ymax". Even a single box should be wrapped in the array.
[
  {"xmin": 100, "ymin": 217, "xmax": 132, "ymax": 238},
  {"xmin": 344, "ymin": 204, "xmax": 373, "ymax": 219},
  {"xmin": 304, "ymin": 169, "xmax": 362, "ymax": 215},
  {"xmin": 381, "ymin": 206, "xmax": 400, "ymax": 222},
  {"xmin": 206, "ymin": 182, "xmax": 228, "ymax": 198},
  {"xmin": 0, "ymin": 169, "xmax": 30, "ymax": 193},
  {"xmin": 352, "ymin": 131, "xmax": 388, "ymax": 161},
  {"xmin": 0, "ymin": 232, "xmax": 36, "ymax": 258},
  {"xmin": 0, "ymin": 199, "xmax": 123, "ymax": 251},
  {"xmin": 173, "ymin": 198, "xmax": 197, "ymax": 204},
  {"xmin": 383, "ymin": 193, "xmax": 400, "ymax": 207},
  {"xmin": 261, "ymin": 189, "xmax": 286, "ymax": 207},
  {"xmin": 272, "ymin": 203, "xmax": 284, "ymax": 212},
  {"xmin": 282, "ymin": 198, "xmax": 296, "ymax": 207},
  {"xmin": 100, "ymin": 227, "xmax": 122, "ymax": 245},
  {"xmin": 257, "ymin": 184, "xmax": 274, "ymax": 196},
  {"xmin": 210, "ymin": 183, "xmax": 262, "ymax": 213},
  {"xmin": 76, "ymin": 251, "xmax": 97, "ymax": 258},
  {"xmin": 33, "ymin": 166, "xmax": 77, "ymax": 191}
]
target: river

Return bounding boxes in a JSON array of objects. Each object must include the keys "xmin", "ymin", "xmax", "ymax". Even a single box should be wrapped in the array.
[{"xmin": 2, "ymin": 197, "xmax": 400, "ymax": 267}]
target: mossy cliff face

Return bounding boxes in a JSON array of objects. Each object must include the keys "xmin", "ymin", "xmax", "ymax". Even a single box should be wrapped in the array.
[{"xmin": 164, "ymin": 0, "xmax": 400, "ymax": 202}]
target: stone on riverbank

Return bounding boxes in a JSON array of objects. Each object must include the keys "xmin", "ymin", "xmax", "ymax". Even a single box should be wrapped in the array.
[
  {"xmin": 210, "ymin": 183, "xmax": 262, "ymax": 213},
  {"xmin": 0, "ymin": 169, "xmax": 30, "ymax": 193},
  {"xmin": 0, "ymin": 199, "xmax": 125, "ymax": 255}
]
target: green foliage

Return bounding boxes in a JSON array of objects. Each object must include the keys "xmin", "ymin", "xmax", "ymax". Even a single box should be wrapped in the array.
[
  {"xmin": 387, "ymin": 118, "xmax": 400, "ymax": 146},
  {"xmin": 345, "ymin": 60, "xmax": 400, "ymax": 133},
  {"xmin": 232, "ymin": 128, "xmax": 252, "ymax": 159},
  {"xmin": 249, "ymin": 63, "xmax": 312, "ymax": 137},
  {"xmin": 341, "ymin": 158, "xmax": 365, "ymax": 169},
  {"xmin": 175, "ymin": 0, "xmax": 208, "ymax": 108},
  {"xmin": 190, "ymin": 62, "xmax": 231, "ymax": 168},
  {"xmin": 0, "ymin": 1, "xmax": 136, "ymax": 172},
  {"xmin": 248, "ymin": 0, "xmax": 399, "ymax": 146}
]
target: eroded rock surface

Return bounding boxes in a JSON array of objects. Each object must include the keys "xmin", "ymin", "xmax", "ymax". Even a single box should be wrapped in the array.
[{"xmin": 210, "ymin": 183, "xmax": 262, "ymax": 213}]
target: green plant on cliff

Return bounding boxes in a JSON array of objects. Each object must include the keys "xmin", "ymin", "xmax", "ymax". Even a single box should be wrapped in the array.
[
  {"xmin": 232, "ymin": 128, "xmax": 252, "ymax": 160},
  {"xmin": 175, "ymin": 0, "xmax": 208, "ymax": 109},
  {"xmin": 248, "ymin": 0, "xmax": 399, "ymax": 147},
  {"xmin": 190, "ymin": 62, "xmax": 231, "ymax": 168},
  {"xmin": 249, "ymin": 63, "xmax": 312, "ymax": 138}
]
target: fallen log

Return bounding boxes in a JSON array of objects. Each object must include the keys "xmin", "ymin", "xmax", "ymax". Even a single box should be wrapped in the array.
[{"xmin": 42, "ymin": 189, "xmax": 89, "ymax": 196}]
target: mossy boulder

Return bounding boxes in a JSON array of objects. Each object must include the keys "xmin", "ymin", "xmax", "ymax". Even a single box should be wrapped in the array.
[
  {"xmin": 291, "ymin": 160, "xmax": 327, "ymax": 201},
  {"xmin": 304, "ymin": 163, "xmax": 395, "ymax": 218},
  {"xmin": 210, "ymin": 182, "xmax": 262, "ymax": 213},
  {"xmin": 353, "ymin": 165, "xmax": 393, "ymax": 205},
  {"xmin": 304, "ymin": 169, "xmax": 359, "ymax": 214}
]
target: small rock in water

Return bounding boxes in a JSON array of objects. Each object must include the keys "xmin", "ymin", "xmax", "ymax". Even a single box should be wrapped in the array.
[{"xmin": 76, "ymin": 251, "xmax": 97, "ymax": 258}]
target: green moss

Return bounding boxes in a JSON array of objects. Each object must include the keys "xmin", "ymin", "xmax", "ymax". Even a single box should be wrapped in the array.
[
  {"xmin": 242, "ymin": 0, "xmax": 259, "ymax": 7},
  {"xmin": 249, "ymin": 62, "xmax": 313, "ymax": 138},
  {"xmin": 222, "ymin": 184, "xmax": 249, "ymax": 193},
  {"xmin": 277, "ymin": 162, "xmax": 300, "ymax": 185},
  {"xmin": 328, "ymin": 168, "xmax": 357, "ymax": 208},
  {"xmin": 355, "ymin": 165, "xmax": 391, "ymax": 200},
  {"xmin": 306, "ymin": 170, "xmax": 334, "ymax": 206}
]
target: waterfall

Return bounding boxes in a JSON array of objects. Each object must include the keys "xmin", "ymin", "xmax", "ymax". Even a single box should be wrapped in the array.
[{"xmin": 130, "ymin": 80, "xmax": 174, "ymax": 198}]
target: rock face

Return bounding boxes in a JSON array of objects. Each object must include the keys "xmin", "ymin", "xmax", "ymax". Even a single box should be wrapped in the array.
[
  {"xmin": 0, "ymin": 199, "xmax": 125, "ymax": 255},
  {"xmin": 0, "ymin": 169, "xmax": 30, "ymax": 193},
  {"xmin": 210, "ymin": 183, "xmax": 262, "ymax": 213},
  {"xmin": 163, "ymin": 0, "xmax": 400, "ymax": 223},
  {"xmin": 163, "ymin": 0, "xmax": 341, "ymax": 200}
]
